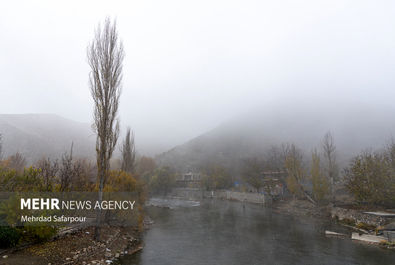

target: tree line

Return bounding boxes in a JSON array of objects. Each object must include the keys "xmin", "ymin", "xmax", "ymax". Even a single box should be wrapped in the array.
[{"xmin": 241, "ymin": 131, "xmax": 395, "ymax": 207}]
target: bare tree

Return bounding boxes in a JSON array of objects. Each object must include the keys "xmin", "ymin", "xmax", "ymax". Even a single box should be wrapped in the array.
[
  {"xmin": 264, "ymin": 145, "xmax": 286, "ymax": 172},
  {"xmin": 88, "ymin": 18, "xmax": 124, "ymax": 240},
  {"xmin": 284, "ymin": 143, "xmax": 316, "ymax": 204},
  {"xmin": 121, "ymin": 127, "xmax": 136, "ymax": 174},
  {"xmin": 311, "ymin": 149, "xmax": 329, "ymax": 202},
  {"xmin": 59, "ymin": 143, "xmax": 77, "ymax": 192},
  {"xmin": 37, "ymin": 157, "xmax": 59, "ymax": 191},
  {"xmin": 242, "ymin": 157, "xmax": 264, "ymax": 192},
  {"xmin": 70, "ymin": 158, "xmax": 95, "ymax": 191},
  {"xmin": 6, "ymin": 152, "xmax": 26, "ymax": 172},
  {"xmin": 322, "ymin": 131, "xmax": 338, "ymax": 203}
]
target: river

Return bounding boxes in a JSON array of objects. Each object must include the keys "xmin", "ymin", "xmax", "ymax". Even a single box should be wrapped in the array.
[{"xmin": 119, "ymin": 199, "xmax": 395, "ymax": 265}]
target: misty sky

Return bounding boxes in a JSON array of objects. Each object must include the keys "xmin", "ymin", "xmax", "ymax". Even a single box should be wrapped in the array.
[{"xmin": 1, "ymin": 0, "xmax": 395, "ymax": 154}]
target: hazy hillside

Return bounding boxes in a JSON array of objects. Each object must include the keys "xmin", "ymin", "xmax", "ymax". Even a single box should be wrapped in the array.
[
  {"xmin": 156, "ymin": 104, "xmax": 395, "ymax": 174},
  {"xmin": 0, "ymin": 114, "xmax": 95, "ymax": 163}
]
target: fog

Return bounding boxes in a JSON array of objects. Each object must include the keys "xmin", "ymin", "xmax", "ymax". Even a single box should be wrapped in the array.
[{"xmin": 1, "ymin": 0, "xmax": 395, "ymax": 155}]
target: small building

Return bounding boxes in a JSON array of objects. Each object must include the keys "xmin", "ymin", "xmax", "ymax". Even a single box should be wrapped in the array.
[
  {"xmin": 176, "ymin": 172, "xmax": 201, "ymax": 188},
  {"xmin": 262, "ymin": 171, "xmax": 287, "ymax": 197}
]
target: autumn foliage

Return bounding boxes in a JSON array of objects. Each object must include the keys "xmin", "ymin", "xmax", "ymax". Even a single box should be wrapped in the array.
[{"xmin": 345, "ymin": 144, "xmax": 395, "ymax": 206}]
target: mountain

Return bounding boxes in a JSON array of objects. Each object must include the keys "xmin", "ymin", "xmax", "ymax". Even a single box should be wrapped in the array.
[
  {"xmin": 156, "ymin": 104, "xmax": 395, "ymax": 174},
  {"xmin": 0, "ymin": 114, "xmax": 95, "ymax": 163}
]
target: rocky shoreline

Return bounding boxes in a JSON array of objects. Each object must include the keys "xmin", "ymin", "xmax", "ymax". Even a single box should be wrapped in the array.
[
  {"xmin": 272, "ymin": 198, "xmax": 395, "ymax": 249},
  {"xmin": 0, "ymin": 225, "xmax": 144, "ymax": 265}
]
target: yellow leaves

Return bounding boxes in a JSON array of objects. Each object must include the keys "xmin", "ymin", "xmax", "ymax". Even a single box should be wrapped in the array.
[
  {"xmin": 286, "ymin": 174, "xmax": 303, "ymax": 197},
  {"xmin": 104, "ymin": 170, "xmax": 137, "ymax": 192},
  {"xmin": 311, "ymin": 151, "xmax": 329, "ymax": 202}
]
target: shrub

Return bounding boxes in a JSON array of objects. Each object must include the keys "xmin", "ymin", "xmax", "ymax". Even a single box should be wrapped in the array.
[
  {"xmin": 21, "ymin": 226, "xmax": 57, "ymax": 242},
  {"xmin": 149, "ymin": 167, "xmax": 176, "ymax": 195},
  {"xmin": 104, "ymin": 170, "xmax": 137, "ymax": 192},
  {"xmin": 0, "ymin": 226, "xmax": 21, "ymax": 248},
  {"xmin": 339, "ymin": 218, "xmax": 355, "ymax": 226},
  {"xmin": 0, "ymin": 194, "xmax": 58, "ymax": 243},
  {"xmin": 345, "ymin": 148, "xmax": 395, "ymax": 206},
  {"xmin": 356, "ymin": 222, "xmax": 376, "ymax": 231}
]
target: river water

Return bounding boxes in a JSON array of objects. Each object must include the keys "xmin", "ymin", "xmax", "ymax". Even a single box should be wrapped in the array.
[{"xmin": 120, "ymin": 199, "xmax": 395, "ymax": 265}]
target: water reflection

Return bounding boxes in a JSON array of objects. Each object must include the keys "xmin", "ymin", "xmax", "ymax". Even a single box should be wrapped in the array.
[{"xmin": 120, "ymin": 199, "xmax": 395, "ymax": 265}]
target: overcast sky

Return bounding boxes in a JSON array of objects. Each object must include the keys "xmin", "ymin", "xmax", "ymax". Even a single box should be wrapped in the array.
[{"xmin": 1, "ymin": 0, "xmax": 395, "ymax": 154}]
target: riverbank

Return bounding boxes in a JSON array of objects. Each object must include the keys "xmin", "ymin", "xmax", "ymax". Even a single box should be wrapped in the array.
[
  {"xmin": 0, "ymin": 226, "xmax": 142, "ymax": 265},
  {"xmin": 169, "ymin": 188, "xmax": 329, "ymax": 218},
  {"xmin": 272, "ymin": 198, "xmax": 395, "ymax": 249},
  {"xmin": 155, "ymin": 188, "xmax": 395, "ymax": 249},
  {"xmin": 169, "ymin": 188, "xmax": 266, "ymax": 204},
  {"xmin": 272, "ymin": 198, "xmax": 331, "ymax": 218}
]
